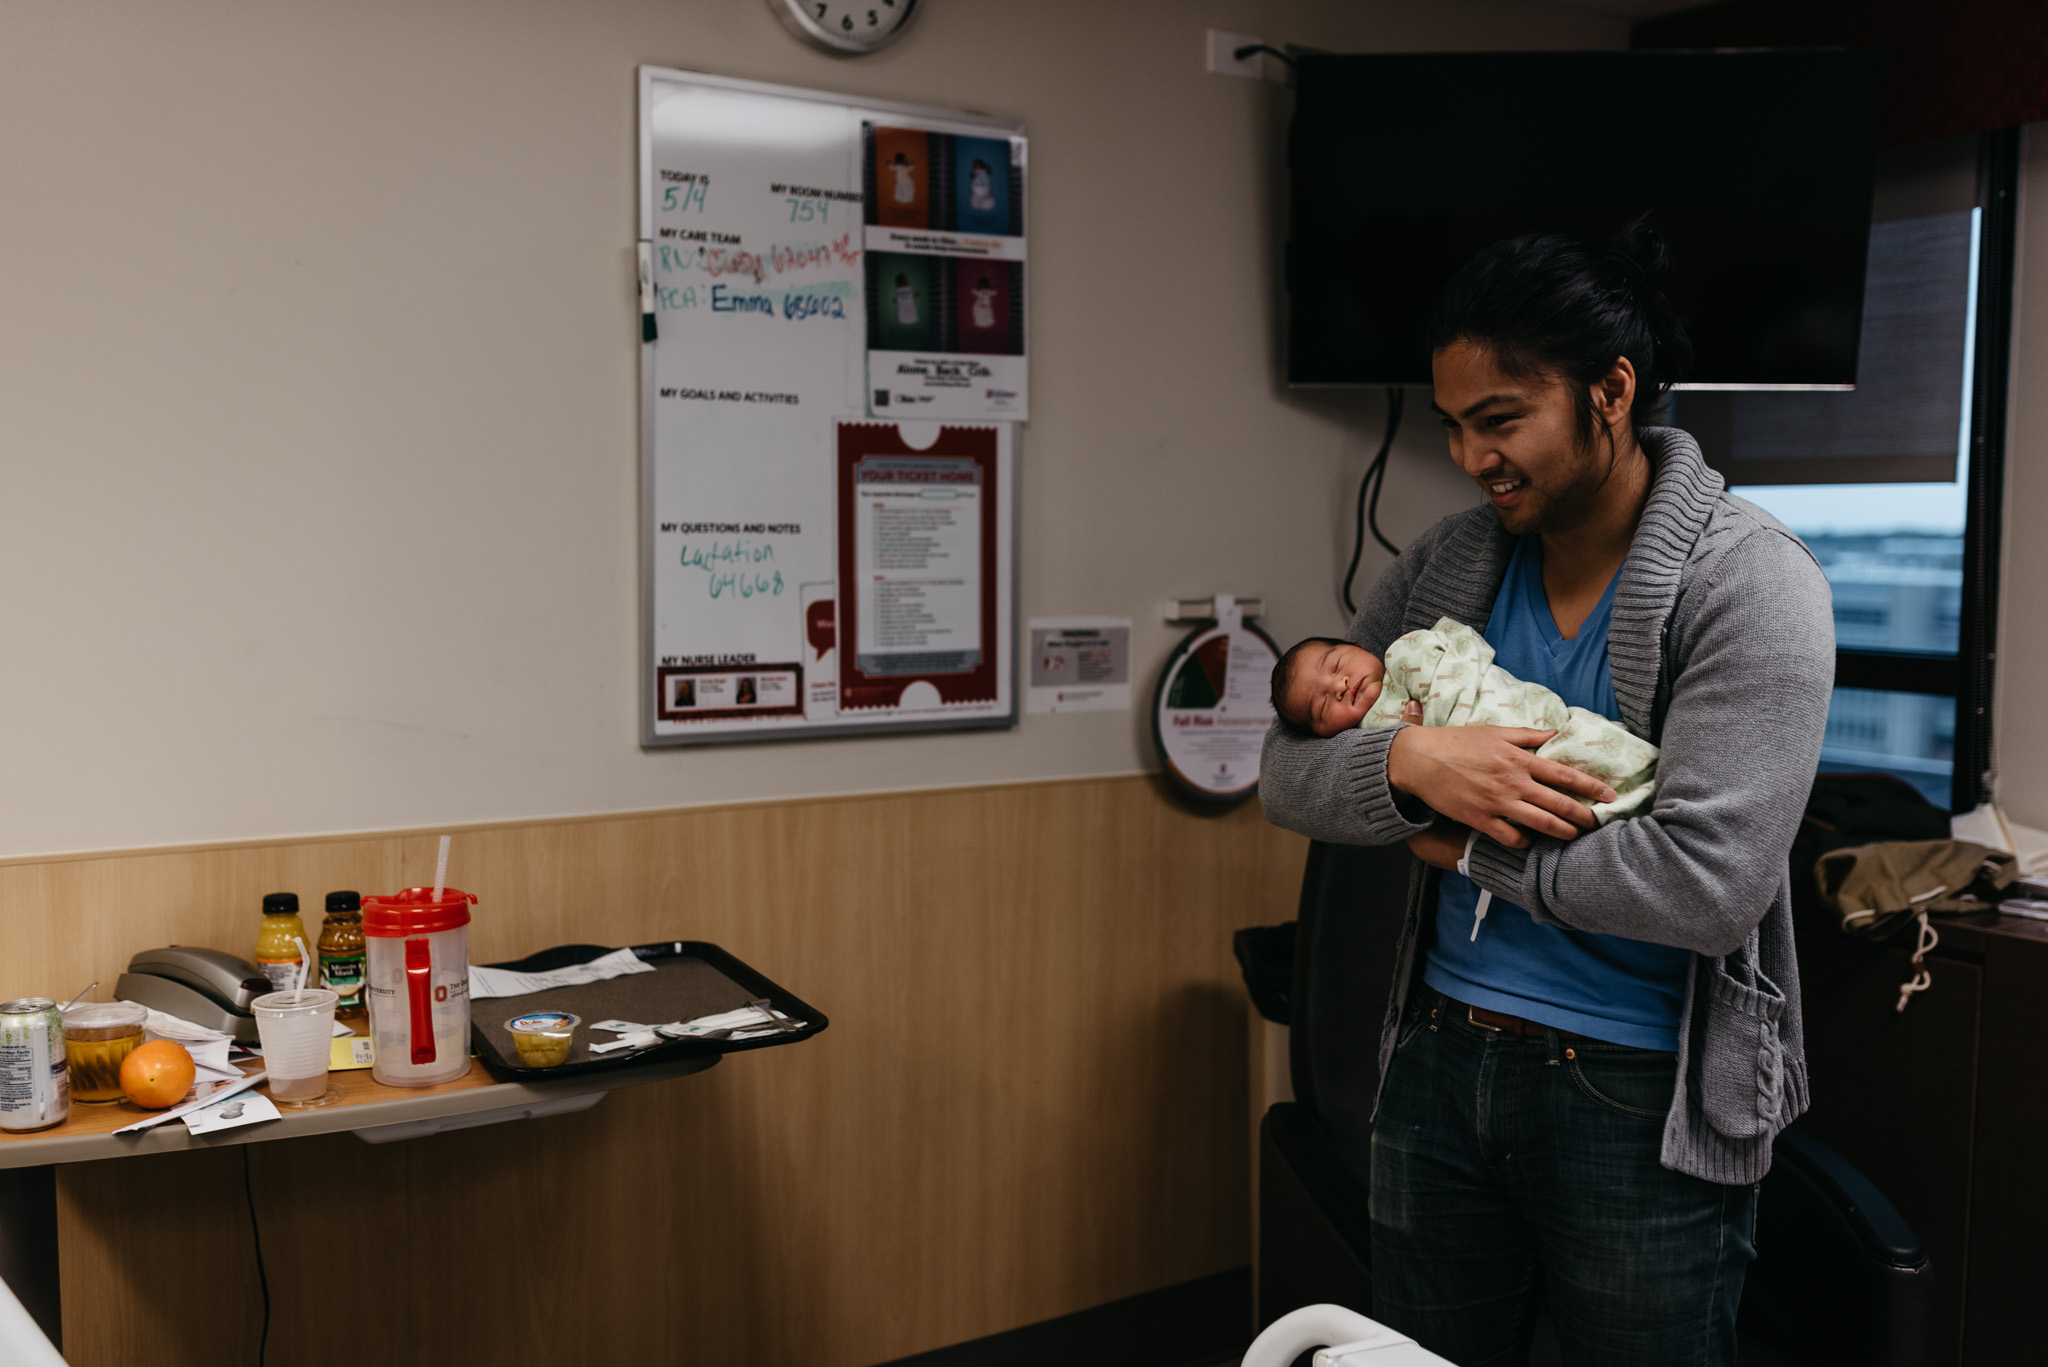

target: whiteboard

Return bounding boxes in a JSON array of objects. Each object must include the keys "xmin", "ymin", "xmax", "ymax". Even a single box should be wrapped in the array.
[{"xmin": 637, "ymin": 68, "xmax": 1024, "ymax": 746}]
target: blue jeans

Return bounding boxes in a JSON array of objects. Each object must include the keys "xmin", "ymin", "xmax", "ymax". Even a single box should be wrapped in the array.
[{"xmin": 1369, "ymin": 991, "xmax": 1757, "ymax": 1367}]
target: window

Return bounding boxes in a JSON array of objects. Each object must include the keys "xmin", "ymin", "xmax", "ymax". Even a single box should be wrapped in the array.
[
  {"xmin": 1674, "ymin": 132, "xmax": 2012, "ymax": 812},
  {"xmin": 1734, "ymin": 387, "xmax": 1971, "ymax": 806}
]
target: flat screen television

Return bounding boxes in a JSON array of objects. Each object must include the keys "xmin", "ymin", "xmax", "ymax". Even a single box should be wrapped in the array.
[{"xmin": 1287, "ymin": 50, "xmax": 1882, "ymax": 388}]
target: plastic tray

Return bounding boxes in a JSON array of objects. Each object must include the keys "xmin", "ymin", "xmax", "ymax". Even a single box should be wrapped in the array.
[{"xmin": 469, "ymin": 940, "xmax": 827, "ymax": 1081}]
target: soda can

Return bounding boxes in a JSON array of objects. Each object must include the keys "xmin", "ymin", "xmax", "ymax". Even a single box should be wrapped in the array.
[{"xmin": 0, "ymin": 998, "xmax": 70, "ymax": 1132}]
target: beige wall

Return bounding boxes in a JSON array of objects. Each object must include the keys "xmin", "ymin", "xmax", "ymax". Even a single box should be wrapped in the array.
[
  {"xmin": 0, "ymin": 0, "xmax": 1623, "ymax": 859},
  {"xmin": 1995, "ymin": 124, "xmax": 2048, "ymax": 827}
]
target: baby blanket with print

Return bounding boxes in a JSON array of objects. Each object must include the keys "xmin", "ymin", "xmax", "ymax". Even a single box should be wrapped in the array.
[{"xmin": 1360, "ymin": 616, "xmax": 1659, "ymax": 824}]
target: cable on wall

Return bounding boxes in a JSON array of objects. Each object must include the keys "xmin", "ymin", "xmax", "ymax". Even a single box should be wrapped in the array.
[
  {"xmin": 1232, "ymin": 43, "xmax": 1297, "ymax": 70},
  {"xmin": 1341, "ymin": 387, "xmax": 1405, "ymax": 618}
]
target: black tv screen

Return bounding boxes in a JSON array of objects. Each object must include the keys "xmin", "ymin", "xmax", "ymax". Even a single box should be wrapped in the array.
[{"xmin": 1287, "ymin": 50, "xmax": 1882, "ymax": 388}]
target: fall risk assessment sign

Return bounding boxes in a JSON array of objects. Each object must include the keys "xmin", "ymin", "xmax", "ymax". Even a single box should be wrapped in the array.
[{"xmin": 639, "ymin": 69, "xmax": 1021, "ymax": 744}]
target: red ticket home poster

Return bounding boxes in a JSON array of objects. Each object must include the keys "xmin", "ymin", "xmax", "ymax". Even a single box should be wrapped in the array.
[{"xmin": 836, "ymin": 421, "xmax": 1004, "ymax": 712}]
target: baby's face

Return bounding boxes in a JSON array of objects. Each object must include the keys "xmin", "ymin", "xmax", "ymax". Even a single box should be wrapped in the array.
[{"xmin": 1287, "ymin": 641, "xmax": 1386, "ymax": 736}]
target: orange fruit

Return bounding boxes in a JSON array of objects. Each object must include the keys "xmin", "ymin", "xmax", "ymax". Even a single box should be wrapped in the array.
[{"xmin": 119, "ymin": 1040, "xmax": 196, "ymax": 1109}]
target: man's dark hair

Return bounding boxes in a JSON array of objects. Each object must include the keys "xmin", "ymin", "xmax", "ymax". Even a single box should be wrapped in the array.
[
  {"xmin": 1270, "ymin": 636, "xmax": 1347, "ymax": 735},
  {"xmin": 1424, "ymin": 215, "xmax": 1695, "ymax": 446}
]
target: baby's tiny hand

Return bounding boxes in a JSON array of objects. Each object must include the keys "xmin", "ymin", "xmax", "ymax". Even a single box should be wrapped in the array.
[{"xmin": 1402, "ymin": 699, "xmax": 1423, "ymax": 725}]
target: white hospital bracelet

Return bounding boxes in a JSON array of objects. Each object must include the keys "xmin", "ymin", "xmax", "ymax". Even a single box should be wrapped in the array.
[
  {"xmin": 1456, "ymin": 829, "xmax": 1492, "ymax": 941},
  {"xmin": 1457, "ymin": 828, "xmax": 1482, "ymax": 878}
]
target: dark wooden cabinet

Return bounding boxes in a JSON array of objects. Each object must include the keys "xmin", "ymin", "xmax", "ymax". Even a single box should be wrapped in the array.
[{"xmin": 1794, "ymin": 912, "xmax": 2048, "ymax": 1366}]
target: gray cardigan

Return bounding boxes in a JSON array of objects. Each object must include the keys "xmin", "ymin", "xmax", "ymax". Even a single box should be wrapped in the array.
[{"xmin": 1259, "ymin": 428, "xmax": 1834, "ymax": 1185}]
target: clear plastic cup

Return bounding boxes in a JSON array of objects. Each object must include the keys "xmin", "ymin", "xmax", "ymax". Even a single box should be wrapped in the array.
[{"xmin": 252, "ymin": 988, "xmax": 341, "ymax": 1107}]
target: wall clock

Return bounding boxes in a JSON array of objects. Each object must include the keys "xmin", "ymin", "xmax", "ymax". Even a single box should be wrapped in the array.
[{"xmin": 770, "ymin": 0, "xmax": 921, "ymax": 55}]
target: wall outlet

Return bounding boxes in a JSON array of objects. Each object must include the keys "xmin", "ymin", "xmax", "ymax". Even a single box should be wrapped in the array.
[{"xmin": 1207, "ymin": 29, "xmax": 1277, "ymax": 81}]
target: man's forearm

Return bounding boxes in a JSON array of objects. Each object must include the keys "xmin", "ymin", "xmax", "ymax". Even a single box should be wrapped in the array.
[{"xmin": 1259, "ymin": 722, "xmax": 1437, "ymax": 846}]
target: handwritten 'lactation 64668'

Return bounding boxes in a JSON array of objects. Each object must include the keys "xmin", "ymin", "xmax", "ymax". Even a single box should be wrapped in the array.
[{"xmin": 677, "ymin": 538, "xmax": 785, "ymax": 601}]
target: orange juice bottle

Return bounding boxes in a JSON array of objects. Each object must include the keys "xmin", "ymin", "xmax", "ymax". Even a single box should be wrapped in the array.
[{"xmin": 254, "ymin": 892, "xmax": 307, "ymax": 994}]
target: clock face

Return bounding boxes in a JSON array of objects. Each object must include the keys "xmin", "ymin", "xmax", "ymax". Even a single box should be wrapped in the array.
[{"xmin": 772, "ymin": 0, "xmax": 921, "ymax": 55}]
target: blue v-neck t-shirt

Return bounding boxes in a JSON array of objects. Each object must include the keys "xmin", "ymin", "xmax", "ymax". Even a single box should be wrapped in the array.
[{"xmin": 1421, "ymin": 536, "xmax": 1690, "ymax": 1051}]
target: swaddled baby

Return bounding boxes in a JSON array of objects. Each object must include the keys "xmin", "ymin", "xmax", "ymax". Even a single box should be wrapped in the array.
[{"xmin": 1270, "ymin": 616, "xmax": 1658, "ymax": 824}]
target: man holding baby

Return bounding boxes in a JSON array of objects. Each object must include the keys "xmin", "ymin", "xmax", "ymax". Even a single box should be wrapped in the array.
[{"xmin": 1258, "ymin": 221, "xmax": 1835, "ymax": 1367}]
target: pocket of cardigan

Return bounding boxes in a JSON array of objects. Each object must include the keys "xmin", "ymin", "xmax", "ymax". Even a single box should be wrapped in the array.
[{"xmin": 1700, "ymin": 959, "xmax": 1787, "ymax": 1141}]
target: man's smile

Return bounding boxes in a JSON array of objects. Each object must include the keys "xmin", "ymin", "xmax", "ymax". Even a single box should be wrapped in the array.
[{"xmin": 1483, "ymin": 474, "xmax": 1529, "ymax": 507}]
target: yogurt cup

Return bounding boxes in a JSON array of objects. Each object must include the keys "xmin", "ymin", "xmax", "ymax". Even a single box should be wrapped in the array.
[{"xmin": 505, "ymin": 1012, "xmax": 579, "ymax": 1068}]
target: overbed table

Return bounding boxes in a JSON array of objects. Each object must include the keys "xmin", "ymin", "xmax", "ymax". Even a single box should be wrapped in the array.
[{"xmin": 0, "ymin": 1047, "xmax": 718, "ymax": 1354}]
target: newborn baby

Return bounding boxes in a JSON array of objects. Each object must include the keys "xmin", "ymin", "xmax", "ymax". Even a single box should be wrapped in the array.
[{"xmin": 1271, "ymin": 616, "xmax": 1658, "ymax": 824}]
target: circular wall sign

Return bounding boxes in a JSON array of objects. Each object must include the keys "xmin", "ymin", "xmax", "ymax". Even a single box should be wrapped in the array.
[{"xmin": 1152, "ymin": 618, "xmax": 1281, "ymax": 805}]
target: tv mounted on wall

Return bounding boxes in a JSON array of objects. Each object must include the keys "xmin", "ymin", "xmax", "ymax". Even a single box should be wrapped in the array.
[{"xmin": 1286, "ymin": 50, "xmax": 1883, "ymax": 389}]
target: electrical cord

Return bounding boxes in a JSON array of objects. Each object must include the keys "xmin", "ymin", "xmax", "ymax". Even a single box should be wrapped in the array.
[
  {"xmin": 242, "ymin": 1146, "xmax": 271, "ymax": 1367},
  {"xmin": 1341, "ymin": 387, "xmax": 1406, "ymax": 617},
  {"xmin": 1231, "ymin": 43, "xmax": 1297, "ymax": 70}
]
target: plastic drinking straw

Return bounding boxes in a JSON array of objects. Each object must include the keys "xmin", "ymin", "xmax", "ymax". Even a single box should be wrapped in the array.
[
  {"xmin": 293, "ymin": 936, "xmax": 311, "ymax": 998},
  {"xmin": 432, "ymin": 834, "xmax": 451, "ymax": 902}
]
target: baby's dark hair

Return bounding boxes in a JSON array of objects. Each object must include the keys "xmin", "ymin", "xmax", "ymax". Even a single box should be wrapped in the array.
[{"xmin": 1270, "ymin": 637, "xmax": 1347, "ymax": 735}]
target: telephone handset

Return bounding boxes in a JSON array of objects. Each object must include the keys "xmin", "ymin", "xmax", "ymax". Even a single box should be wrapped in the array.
[{"xmin": 114, "ymin": 946, "xmax": 271, "ymax": 1043}]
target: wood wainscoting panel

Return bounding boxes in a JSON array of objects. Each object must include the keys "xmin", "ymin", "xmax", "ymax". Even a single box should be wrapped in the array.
[{"xmin": 15, "ymin": 775, "xmax": 1307, "ymax": 1367}]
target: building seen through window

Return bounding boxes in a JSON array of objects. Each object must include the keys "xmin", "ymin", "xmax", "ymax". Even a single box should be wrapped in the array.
[
  {"xmin": 1805, "ymin": 526, "xmax": 1962, "ymax": 803},
  {"xmin": 1735, "ymin": 487, "xmax": 1965, "ymax": 807},
  {"xmin": 1688, "ymin": 197, "xmax": 1980, "ymax": 808}
]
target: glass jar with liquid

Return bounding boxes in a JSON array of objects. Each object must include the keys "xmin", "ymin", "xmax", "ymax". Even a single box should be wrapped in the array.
[
  {"xmin": 254, "ymin": 892, "xmax": 306, "ymax": 994},
  {"xmin": 61, "ymin": 1001, "xmax": 147, "ymax": 1104}
]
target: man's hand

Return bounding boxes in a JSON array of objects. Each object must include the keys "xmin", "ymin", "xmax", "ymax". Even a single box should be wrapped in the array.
[
  {"xmin": 1405, "ymin": 819, "xmax": 1471, "ymax": 872},
  {"xmin": 1387, "ymin": 722, "xmax": 1616, "ymax": 848}
]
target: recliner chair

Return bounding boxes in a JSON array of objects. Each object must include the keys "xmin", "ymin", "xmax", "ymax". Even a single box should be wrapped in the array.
[{"xmin": 1253, "ymin": 840, "xmax": 1936, "ymax": 1367}]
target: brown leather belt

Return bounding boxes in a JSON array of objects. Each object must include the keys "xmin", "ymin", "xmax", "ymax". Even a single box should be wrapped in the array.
[{"xmin": 1441, "ymin": 993, "xmax": 1585, "ymax": 1042}]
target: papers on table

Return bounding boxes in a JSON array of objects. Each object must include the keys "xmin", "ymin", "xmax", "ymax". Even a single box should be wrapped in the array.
[
  {"xmin": 469, "ymin": 947, "xmax": 656, "ymax": 1000},
  {"xmin": 127, "ymin": 1003, "xmax": 254, "ymax": 1088},
  {"xmin": 113, "ymin": 1072, "xmax": 266, "ymax": 1134},
  {"xmin": 181, "ymin": 1088, "xmax": 280, "ymax": 1136},
  {"xmin": 107, "ymin": 1005, "xmax": 243, "ymax": 1088},
  {"xmin": 126, "ymin": 1002, "xmax": 233, "ymax": 1045},
  {"xmin": 184, "ymin": 1038, "xmax": 244, "ymax": 1089},
  {"xmin": 330, "ymin": 1036, "xmax": 374, "ymax": 1070}
]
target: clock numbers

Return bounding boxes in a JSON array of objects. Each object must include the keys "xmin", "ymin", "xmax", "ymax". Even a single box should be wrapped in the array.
[{"xmin": 779, "ymin": 0, "xmax": 917, "ymax": 53}]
